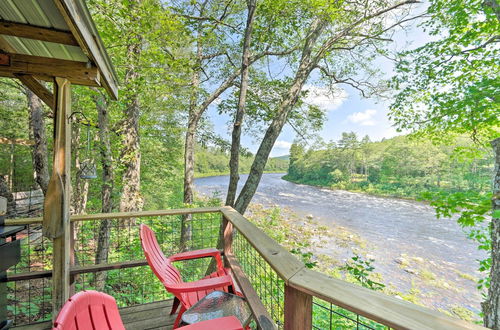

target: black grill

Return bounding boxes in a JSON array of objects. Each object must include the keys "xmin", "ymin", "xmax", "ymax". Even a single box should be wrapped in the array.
[{"xmin": 0, "ymin": 205, "xmax": 24, "ymax": 330}]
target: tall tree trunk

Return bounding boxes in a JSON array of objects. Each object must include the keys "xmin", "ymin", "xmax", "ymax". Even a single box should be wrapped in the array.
[
  {"xmin": 234, "ymin": 19, "xmax": 325, "ymax": 214},
  {"xmin": 0, "ymin": 176, "xmax": 15, "ymax": 217},
  {"xmin": 71, "ymin": 125, "xmax": 89, "ymax": 215},
  {"xmin": 94, "ymin": 93, "xmax": 114, "ymax": 291},
  {"xmin": 26, "ymin": 88, "xmax": 49, "ymax": 195},
  {"xmin": 120, "ymin": 2, "xmax": 144, "ymax": 213},
  {"xmin": 181, "ymin": 35, "xmax": 202, "ymax": 250},
  {"xmin": 484, "ymin": 137, "xmax": 500, "ymax": 329},
  {"xmin": 226, "ymin": 0, "xmax": 257, "ymax": 207},
  {"xmin": 8, "ymin": 143, "xmax": 14, "ymax": 192},
  {"xmin": 180, "ymin": 54, "xmax": 242, "ymax": 250}
]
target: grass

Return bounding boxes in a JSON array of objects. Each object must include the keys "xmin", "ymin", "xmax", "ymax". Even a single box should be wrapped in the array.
[{"xmin": 454, "ymin": 270, "xmax": 478, "ymax": 282}]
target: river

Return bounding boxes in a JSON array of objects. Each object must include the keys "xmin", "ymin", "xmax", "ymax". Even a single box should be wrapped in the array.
[{"xmin": 195, "ymin": 173, "xmax": 485, "ymax": 315}]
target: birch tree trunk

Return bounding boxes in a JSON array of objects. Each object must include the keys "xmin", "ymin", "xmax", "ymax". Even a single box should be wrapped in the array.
[
  {"xmin": 226, "ymin": 0, "xmax": 257, "ymax": 207},
  {"xmin": 181, "ymin": 27, "xmax": 202, "ymax": 250},
  {"xmin": 94, "ymin": 93, "xmax": 114, "ymax": 291},
  {"xmin": 484, "ymin": 137, "xmax": 500, "ymax": 329},
  {"xmin": 26, "ymin": 88, "xmax": 49, "ymax": 195},
  {"xmin": 0, "ymin": 176, "xmax": 15, "ymax": 217},
  {"xmin": 71, "ymin": 125, "xmax": 89, "ymax": 215}
]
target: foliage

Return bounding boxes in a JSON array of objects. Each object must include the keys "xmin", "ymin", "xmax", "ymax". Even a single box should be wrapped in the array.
[
  {"xmin": 341, "ymin": 256, "xmax": 385, "ymax": 291},
  {"xmin": 285, "ymin": 132, "xmax": 494, "ymax": 293},
  {"xmin": 389, "ymin": 0, "xmax": 499, "ymax": 140},
  {"xmin": 195, "ymin": 145, "xmax": 288, "ymax": 176},
  {"xmin": 389, "ymin": 1, "xmax": 499, "ymax": 311},
  {"xmin": 285, "ymin": 133, "xmax": 492, "ymax": 198}
]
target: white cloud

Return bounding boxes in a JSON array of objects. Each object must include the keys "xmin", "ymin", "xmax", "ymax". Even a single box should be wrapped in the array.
[
  {"xmin": 271, "ymin": 140, "xmax": 292, "ymax": 157},
  {"xmin": 347, "ymin": 109, "xmax": 377, "ymax": 126},
  {"xmin": 304, "ymin": 85, "xmax": 348, "ymax": 112},
  {"xmin": 274, "ymin": 140, "xmax": 292, "ymax": 149}
]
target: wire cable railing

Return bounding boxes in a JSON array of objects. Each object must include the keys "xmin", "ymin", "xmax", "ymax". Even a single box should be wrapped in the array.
[{"xmin": 5, "ymin": 206, "xmax": 485, "ymax": 329}]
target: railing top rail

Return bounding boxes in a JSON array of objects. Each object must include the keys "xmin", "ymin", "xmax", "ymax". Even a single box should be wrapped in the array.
[
  {"xmin": 8, "ymin": 206, "xmax": 486, "ymax": 330},
  {"xmin": 220, "ymin": 206, "xmax": 303, "ymax": 282},
  {"xmin": 290, "ymin": 268, "xmax": 485, "ymax": 330},
  {"xmin": 220, "ymin": 206, "xmax": 486, "ymax": 330},
  {"xmin": 4, "ymin": 206, "xmax": 222, "ymax": 225}
]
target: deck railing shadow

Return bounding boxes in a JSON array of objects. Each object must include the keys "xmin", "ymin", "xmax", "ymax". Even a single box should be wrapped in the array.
[{"xmin": 5, "ymin": 207, "xmax": 485, "ymax": 329}]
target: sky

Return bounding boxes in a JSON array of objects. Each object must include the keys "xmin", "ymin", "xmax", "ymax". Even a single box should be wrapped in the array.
[{"xmin": 205, "ymin": 5, "xmax": 432, "ymax": 157}]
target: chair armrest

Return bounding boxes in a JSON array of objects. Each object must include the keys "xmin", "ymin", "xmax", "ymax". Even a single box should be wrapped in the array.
[
  {"xmin": 169, "ymin": 248, "xmax": 223, "ymax": 271},
  {"xmin": 166, "ymin": 275, "xmax": 233, "ymax": 293}
]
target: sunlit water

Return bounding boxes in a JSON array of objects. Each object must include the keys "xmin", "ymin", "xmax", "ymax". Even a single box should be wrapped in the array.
[{"xmin": 195, "ymin": 173, "xmax": 486, "ymax": 313}]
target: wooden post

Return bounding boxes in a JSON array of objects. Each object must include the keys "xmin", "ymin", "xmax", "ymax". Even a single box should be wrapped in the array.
[
  {"xmin": 51, "ymin": 77, "xmax": 72, "ymax": 318},
  {"xmin": 222, "ymin": 215, "xmax": 234, "ymax": 256},
  {"xmin": 284, "ymin": 285, "xmax": 312, "ymax": 330}
]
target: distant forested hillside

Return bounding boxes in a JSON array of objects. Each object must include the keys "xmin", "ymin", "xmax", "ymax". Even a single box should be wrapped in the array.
[
  {"xmin": 284, "ymin": 133, "xmax": 493, "ymax": 199},
  {"xmin": 195, "ymin": 146, "xmax": 288, "ymax": 177}
]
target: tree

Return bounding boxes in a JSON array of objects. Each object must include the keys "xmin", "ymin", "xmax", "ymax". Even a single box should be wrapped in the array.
[
  {"xmin": 176, "ymin": 0, "xmax": 302, "ymax": 247},
  {"xmin": 226, "ymin": 0, "xmax": 257, "ymax": 207},
  {"xmin": 233, "ymin": 0, "xmax": 421, "ymax": 214},
  {"xmin": 174, "ymin": 0, "xmax": 244, "ymax": 248},
  {"xmin": 94, "ymin": 92, "xmax": 114, "ymax": 290},
  {"xmin": 389, "ymin": 0, "xmax": 500, "ymax": 326},
  {"xmin": 119, "ymin": 0, "xmax": 145, "ymax": 213},
  {"xmin": 26, "ymin": 89, "xmax": 49, "ymax": 195}
]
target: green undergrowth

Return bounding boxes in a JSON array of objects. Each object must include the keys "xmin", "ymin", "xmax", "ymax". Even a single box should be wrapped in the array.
[{"xmin": 244, "ymin": 203, "xmax": 481, "ymax": 324}]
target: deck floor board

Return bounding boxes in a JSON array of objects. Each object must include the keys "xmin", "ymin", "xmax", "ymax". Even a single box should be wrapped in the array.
[{"xmin": 13, "ymin": 299, "xmax": 176, "ymax": 330}]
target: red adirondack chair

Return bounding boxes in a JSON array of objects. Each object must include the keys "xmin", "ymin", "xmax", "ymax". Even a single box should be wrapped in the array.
[
  {"xmin": 54, "ymin": 290, "xmax": 244, "ymax": 330},
  {"xmin": 53, "ymin": 290, "xmax": 125, "ymax": 330},
  {"xmin": 140, "ymin": 224, "xmax": 241, "ymax": 328}
]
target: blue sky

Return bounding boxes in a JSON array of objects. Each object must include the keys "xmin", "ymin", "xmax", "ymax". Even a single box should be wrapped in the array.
[{"xmin": 206, "ymin": 6, "xmax": 432, "ymax": 157}]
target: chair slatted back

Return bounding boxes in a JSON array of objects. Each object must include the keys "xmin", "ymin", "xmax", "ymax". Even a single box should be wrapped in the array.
[
  {"xmin": 140, "ymin": 224, "xmax": 183, "ymax": 287},
  {"xmin": 53, "ymin": 291, "xmax": 125, "ymax": 330}
]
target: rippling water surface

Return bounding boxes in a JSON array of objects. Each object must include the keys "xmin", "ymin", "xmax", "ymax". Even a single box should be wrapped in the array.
[{"xmin": 195, "ymin": 173, "xmax": 485, "ymax": 312}]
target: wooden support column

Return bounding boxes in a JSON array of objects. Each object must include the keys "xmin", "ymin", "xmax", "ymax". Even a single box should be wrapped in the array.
[
  {"xmin": 222, "ymin": 215, "xmax": 234, "ymax": 256},
  {"xmin": 284, "ymin": 285, "xmax": 312, "ymax": 330},
  {"xmin": 51, "ymin": 77, "xmax": 72, "ymax": 318}
]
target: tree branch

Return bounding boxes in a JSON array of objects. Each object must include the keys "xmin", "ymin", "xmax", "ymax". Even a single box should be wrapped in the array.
[{"xmin": 177, "ymin": 14, "xmax": 239, "ymax": 31}]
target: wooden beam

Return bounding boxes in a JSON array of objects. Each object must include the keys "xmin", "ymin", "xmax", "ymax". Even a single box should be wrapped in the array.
[
  {"xmin": 15, "ymin": 74, "xmax": 54, "ymax": 110},
  {"xmin": 0, "ymin": 35, "xmax": 16, "ymax": 53},
  {"xmin": 0, "ymin": 20, "xmax": 78, "ymax": 46},
  {"xmin": 225, "ymin": 253, "xmax": 277, "ymax": 330},
  {"xmin": 223, "ymin": 215, "xmax": 234, "ymax": 256},
  {"xmin": 51, "ymin": 77, "xmax": 72, "ymax": 318},
  {"xmin": 0, "ymin": 53, "xmax": 100, "ymax": 87},
  {"xmin": 6, "ymin": 270, "xmax": 52, "ymax": 282},
  {"xmin": 5, "ymin": 206, "xmax": 223, "ymax": 226},
  {"xmin": 53, "ymin": 0, "xmax": 119, "ymax": 99},
  {"xmin": 284, "ymin": 285, "xmax": 312, "ymax": 330},
  {"xmin": 71, "ymin": 259, "xmax": 148, "ymax": 275},
  {"xmin": 5, "ymin": 260, "xmax": 149, "ymax": 283},
  {"xmin": 0, "ymin": 137, "xmax": 34, "ymax": 146},
  {"xmin": 220, "ymin": 206, "xmax": 304, "ymax": 283},
  {"xmin": 288, "ymin": 268, "xmax": 486, "ymax": 330}
]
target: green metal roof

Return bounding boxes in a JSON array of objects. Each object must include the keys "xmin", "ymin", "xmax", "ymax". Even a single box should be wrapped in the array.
[{"xmin": 0, "ymin": 0, "xmax": 119, "ymax": 98}]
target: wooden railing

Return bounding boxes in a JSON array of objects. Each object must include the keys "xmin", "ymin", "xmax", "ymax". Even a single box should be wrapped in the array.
[{"xmin": 6, "ymin": 207, "xmax": 486, "ymax": 330}]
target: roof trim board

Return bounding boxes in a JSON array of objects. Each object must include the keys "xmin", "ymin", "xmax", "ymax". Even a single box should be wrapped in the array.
[
  {"xmin": 0, "ymin": 20, "xmax": 78, "ymax": 46},
  {"xmin": 0, "ymin": 0, "xmax": 118, "ymax": 99},
  {"xmin": 53, "ymin": 0, "xmax": 118, "ymax": 99}
]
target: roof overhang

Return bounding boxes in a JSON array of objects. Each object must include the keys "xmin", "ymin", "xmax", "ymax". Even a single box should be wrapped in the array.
[{"xmin": 0, "ymin": 0, "xmax": 118, "ymax": 101}]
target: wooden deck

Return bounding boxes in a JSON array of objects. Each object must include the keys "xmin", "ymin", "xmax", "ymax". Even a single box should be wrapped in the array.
[{"xmin": 13, "ymin": 299, "xmax": 176, "ymax": 330}]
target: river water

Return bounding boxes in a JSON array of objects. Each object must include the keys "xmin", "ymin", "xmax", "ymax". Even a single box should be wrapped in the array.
[{"xmin": 195, "ymin": 173, "xmax": 485, "ymax": 314}]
